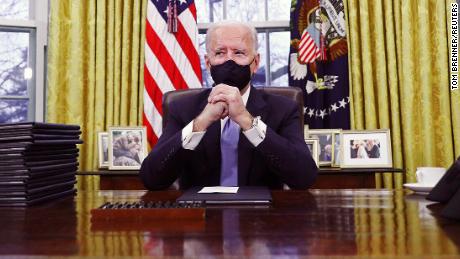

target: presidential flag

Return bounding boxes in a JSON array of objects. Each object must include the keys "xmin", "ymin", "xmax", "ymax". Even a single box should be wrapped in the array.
[
  {"xmin": 289, "ymin": 0, "xmax": 350, "ymax": 129},
  {"xmin": 144, "ymin": 0, "xmax": 202, "ymax": 146}
]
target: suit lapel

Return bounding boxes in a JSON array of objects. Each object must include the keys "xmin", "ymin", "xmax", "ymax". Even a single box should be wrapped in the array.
[
  {"xmin": 245, "ymin": 87, "xmax": 268, "ymax": 121},
  {"xmin": 238, "ymin": 87, "xmax": 268, "ymax": 185}
]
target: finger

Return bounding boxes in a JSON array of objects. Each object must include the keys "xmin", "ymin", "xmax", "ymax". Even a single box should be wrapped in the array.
[
  {"xmin": 214, "ymin": 83, "xmax": 233, "ymax": 89},
  {"xmin": 208, "ymin": 89, "xmax": 222, "ymax": 103},
  {"xmin": 212, "ymin": 102, "xmax": 227, "ymax": 119},
  {"xmin": 221, "ymin": 103, "xmax": 229, "ymax": 118},
  {"xmin": 208, "ymin": 84, "xmax": 233, "ymax": 101},
  {"xmin": 218, "ymin": 101, "xmax": 229, "ymax": 112},
  {"xmin": 210, "ymin": 93, "xmax": 229, "ymax": 104},
  {"xmin": 220, "ymin": 108, "xmax": 228, "ymax": 119},
  {"xmin": 220, "ymin": 92, "xmax": 242, "ymax": 107}
]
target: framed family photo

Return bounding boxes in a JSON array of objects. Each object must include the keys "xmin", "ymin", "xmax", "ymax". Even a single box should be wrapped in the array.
[
  {"xmin": 308, "ymin": 129, "xmax": 340, "ymax": 166},
  {"xmin": 97, "ymin": 132, "xmax": 109, "ymax": 168},
  {"xmin": 108, "ymin": 127, "xmax": 148, "ymax": 170},
  {"xmin": 305, "ymin": 138, "xmax": 319, "ymax": 166},
  {"xmin": 340, "ymin": 129, "xmax": 393, "ymax": 168}
]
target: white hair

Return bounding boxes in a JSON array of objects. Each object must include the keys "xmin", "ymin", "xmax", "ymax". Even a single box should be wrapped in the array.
[{"xmin": 205, "ymin": 20, "xmax": 258, "ymax": 54}]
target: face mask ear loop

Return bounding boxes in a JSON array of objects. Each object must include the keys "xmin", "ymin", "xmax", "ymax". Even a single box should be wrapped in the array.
[
  {"xmin": 248, "ymin": 57, "xmax": 256, "ymax": 81},
  {"xmin": 248, "ymin": 57, "xmax": 256, "ymax": 66}
]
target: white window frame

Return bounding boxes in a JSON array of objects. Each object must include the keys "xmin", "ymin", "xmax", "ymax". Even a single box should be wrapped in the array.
[{"xmin": 0, "ymin": 0, "xmax": 48, "ymax": 122}]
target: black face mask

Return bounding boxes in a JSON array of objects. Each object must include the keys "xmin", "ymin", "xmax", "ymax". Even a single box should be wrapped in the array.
[{"xmin": 210, "ymin": 59, "xmax": 254, "ymax": 90}]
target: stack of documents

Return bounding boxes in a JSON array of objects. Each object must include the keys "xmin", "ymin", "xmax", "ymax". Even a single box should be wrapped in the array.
[{"xmin": 0, "ymin": 122, "xmax": 82, "ymax": 206}]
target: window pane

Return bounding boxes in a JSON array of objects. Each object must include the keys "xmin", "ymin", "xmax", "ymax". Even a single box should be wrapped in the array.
[
  {"xmin": 252, "ymin": 32, "xmax": 266, "ymax": 86},
  {"xmin": 269, "ymin": 31, "xmax": 289, "ymax": 86},
  {"xmin": 0, "ymin": 99, "xmax": 28, "ymax": 123},
  {"xmin": 267, "ymin": 0, "xmax": 290, "ymax": 21},
  {"xmin": 195, "ymin": 0, "xmax": 223, "ymax": 23},
  {"xmin": 227, "ymin": 0, "xmax": 265, "ymax": 22},
  {"xmin": 0, "ymin": 31, "xmax": 29, "ymax": 96},
  {"xmin": 0, "ymin": 0, "xmax": 29, "ymax": 20},
  {"xmin": 198, "ymin": 34, "xmax": 213, "ymax": 88}
]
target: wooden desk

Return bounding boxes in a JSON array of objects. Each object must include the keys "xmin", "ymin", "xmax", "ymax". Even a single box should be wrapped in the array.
[
  {"xmin": 80, "ymin": 168, "xmax": 404, "ymax": 190},
  {"xmin": 0, "ymin": 189, "xmax": 458, "ymax": 257}
]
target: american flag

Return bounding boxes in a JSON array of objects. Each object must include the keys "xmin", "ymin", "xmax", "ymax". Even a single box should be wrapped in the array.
[
  {"xmin": 298, "ymin": 29, "xmax": 323, "ymax": 64},
  {"xmin": 144, "ymin": 0, "xmax": 202, "ymax": 146}
]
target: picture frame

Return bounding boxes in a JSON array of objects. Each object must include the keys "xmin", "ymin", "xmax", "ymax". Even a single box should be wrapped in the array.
[
  {"xmin": 108, "ymin": 126, "xmax": 148, "ymax": 170},
  {"xmin": 97, "ymin": 132, "xmax": 109, "ymax": 168},
  {"xmin": 303, "ymin": 124, "xmax": 309, "ymax": 139},
  {"xmin": 308, "ymin": 129, "xmax": 340, "ymax": 166},
  {"xmin": 305, "ymin": 138, "xmax": 319, "ymax": 166},
  {"xmin": 332, "ymin": 131, "xmax": 342, "ymax": 167},
  {"xmin": 340, "ymin": 129, "xmax": 393, "ymax": 168}
]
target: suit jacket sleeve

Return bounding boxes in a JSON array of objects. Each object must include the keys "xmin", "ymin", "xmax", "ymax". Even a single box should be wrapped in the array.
[
  {"xmin": 139, "ymin": 100, "xmax": 190, "ymax": 190},
  {"xmin": 255, "ymin": 100, "xmax": 318, "ymax": 189}
]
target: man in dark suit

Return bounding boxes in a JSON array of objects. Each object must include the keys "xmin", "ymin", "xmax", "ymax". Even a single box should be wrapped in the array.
[{"xmin": 140, "ymin": 21, "xmax": 318, "ymax": 190}]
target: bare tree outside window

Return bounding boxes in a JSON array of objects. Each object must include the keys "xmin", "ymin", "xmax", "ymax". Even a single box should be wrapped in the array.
[
  {"xmin": 0, "ymin": 0, "xmax": 29, "ymax": 19},
  {"xmin": 267, "ymin": 0, "xmax": 291, "ymax": 20},
  {"xmin": 0, "ymin": 0, "xmax": 31, "ymax": 123},
  {"xmin": 0, "ymin": 32, "xmax": 29, "ymax": 96},
  {"xmin": 0, "ymin": 99, "xmax": 28, "ymax": 123},
  {"xmin": 254, "ymin": 32, "xmax": 267, "ymax": 86},
  {"xmin": 196, "ymin": 0, "xmax": 223, "ymax": 23},
  {"xmin": 270, "ymin": 31, "xmax": 290, "ymax": 86},
  {"xmin": 226, "ymin": 0, "xmax": 265, "ymax": 22}
]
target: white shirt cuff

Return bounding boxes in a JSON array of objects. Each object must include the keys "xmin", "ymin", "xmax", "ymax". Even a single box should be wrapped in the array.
[
  {"xmin": 242, "ymin": 119, "xmax": 267, "ymax": 147},
  {"xmin": 182, "ymin": 120, "xmax": 206, "ymax": 150}
]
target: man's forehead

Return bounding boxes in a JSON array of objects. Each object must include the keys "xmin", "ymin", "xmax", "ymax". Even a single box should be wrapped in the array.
[
  {"xmin": 211, "ymin": 40, "xmax": 249, "ymax": 50},
  {"xmin": 210, "ymin": 26, "xmax": 253, "ymax": 46}
]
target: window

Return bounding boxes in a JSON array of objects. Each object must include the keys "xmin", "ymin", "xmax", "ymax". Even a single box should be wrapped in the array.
[
  {"xmin": 0, "ymin": 30, "xmax": 31, "ymax": 122},
  {"xmin": 0, "ymin": 0, "xmax": 29, "ymax": 20},
  {"xmin": 195, "ymin": 0, "xmax": 291, "ymax": 87},
  {"xmin": 0, "ymin": 0, "xmax": 48, "ymax": 123}
]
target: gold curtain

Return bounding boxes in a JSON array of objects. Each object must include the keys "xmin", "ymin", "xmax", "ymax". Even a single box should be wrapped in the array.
[
  {"xmin": 345, "ymin": 0, "xmax": 460, "ymax": 188},
  {"xmin": 47, "ymin": 0, "xmax": 147, "ymax": 190}
]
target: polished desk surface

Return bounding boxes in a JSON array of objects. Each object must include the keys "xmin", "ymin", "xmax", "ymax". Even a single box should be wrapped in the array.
[{"xmin": 0, "ymin": 189, "xmax": 459, "ymax": 257}]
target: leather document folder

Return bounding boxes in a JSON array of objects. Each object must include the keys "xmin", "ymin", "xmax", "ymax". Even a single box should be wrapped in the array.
[
  {"xmin": 427, "ymin": 156, "xmax": 460, "ymax": 203},
  {"xmin": 441, "ymin": 187, "xmax": 460, "ymax": 220},
  {"xmin": 0, "ymin": 122, "xmax": 80, "ymax": 130},
  {"xmin": 176, "ymin": 186, "xmax": 272, "ymax": 205}
]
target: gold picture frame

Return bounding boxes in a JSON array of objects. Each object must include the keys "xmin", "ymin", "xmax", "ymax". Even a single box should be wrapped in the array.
[
  {"xmin": 305, "ymin": 138, "xmax": 319, "ymax": 167},
  {"xmin": 308, "ymin": 129, "xmax": 341, "ymax": 166},
  {"xmin": 332, "ymin": 131, "xmax": 342, "ymax": 167},
  {"xmin": 97, "ymin": 132, "xmax": 109, "ymax": 169}
]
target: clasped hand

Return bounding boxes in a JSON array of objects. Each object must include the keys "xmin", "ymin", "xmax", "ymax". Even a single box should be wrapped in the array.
[{"xmin": 193, "ymin": 84, "xmax": 252, "ymax": 132}]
